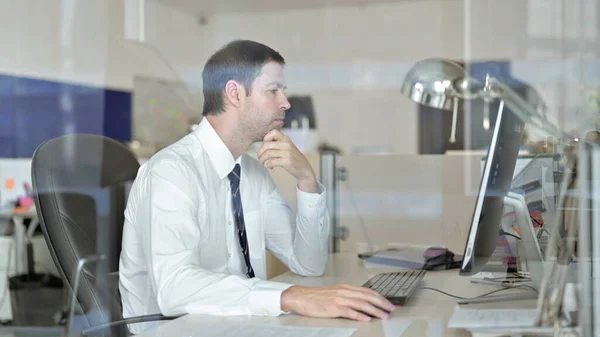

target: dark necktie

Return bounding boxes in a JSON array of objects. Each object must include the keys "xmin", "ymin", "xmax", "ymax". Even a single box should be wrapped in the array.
[{"xmin": 227, "ymin": 164, "xmax": 255, "ymax": 278}]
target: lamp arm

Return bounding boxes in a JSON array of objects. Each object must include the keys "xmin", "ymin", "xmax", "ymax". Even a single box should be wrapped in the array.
[{"xmin": 487, "ymin": 77, "xmax": 563, "ymax": 138}]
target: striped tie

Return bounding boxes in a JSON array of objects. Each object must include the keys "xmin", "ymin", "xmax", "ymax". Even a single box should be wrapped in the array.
[{"xmin": 227, "ymin": 164, "xmax": 255, "ymax": 278}]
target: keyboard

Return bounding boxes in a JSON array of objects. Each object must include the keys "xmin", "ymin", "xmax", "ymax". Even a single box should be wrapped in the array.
[
  {"xmin": 448, "ymin": 308, "xmax": 538, "ymax": 329},
  {"xmin": 361, "ymin": 269, "xmax": 426, "ymax": 305}
]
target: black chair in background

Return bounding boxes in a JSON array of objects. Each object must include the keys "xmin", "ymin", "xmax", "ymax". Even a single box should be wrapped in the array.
[{"xmin": 31, "ymin": 134, "xmax": 178, "ymax": 336}]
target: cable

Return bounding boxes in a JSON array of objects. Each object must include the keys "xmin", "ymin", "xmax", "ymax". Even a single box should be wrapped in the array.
[
  {"xmin": 421, "ymin": 284, "xmax": 537, "ymax": 300},
  {"xmin": 530, "ymin": 215, "xmax": 543, "ymax": 228},
  {"xmin": 499, "ymin": 230, "xmax": 521, "ymax": 240},
  {"xmin": 538, "ymin": 228, "xmax": 550, "ymax": 257},
  {"xmin": 539, "ymin": 228, "xmax": 551, "ymax": 237},
  {"xmin": 420, "ymin": 287, "xmax": 465, "ymax": 300},
  {"xmin": 342, "ymin": 180, "xmax": 372, "ymax": 248}
]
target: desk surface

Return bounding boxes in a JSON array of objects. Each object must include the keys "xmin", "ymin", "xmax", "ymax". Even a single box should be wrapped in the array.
[
  {"xmin": 135, "ymin": 253, "xmax": 537, "ymax": 337},
  {"xmin": 0, "ymin": 208, "xmax": 37, "ymax": 218}
]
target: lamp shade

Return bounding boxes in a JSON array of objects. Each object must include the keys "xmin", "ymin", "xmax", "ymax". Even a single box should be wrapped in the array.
[{"xmin": 401, "ymin": 59, "xmax": 477, "ymax": 111}]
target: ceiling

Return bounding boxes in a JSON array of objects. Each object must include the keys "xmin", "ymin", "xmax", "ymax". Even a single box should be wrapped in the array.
[{"xmin": 152, "ymin": 0, "xmax": 414, "ymax": 16}]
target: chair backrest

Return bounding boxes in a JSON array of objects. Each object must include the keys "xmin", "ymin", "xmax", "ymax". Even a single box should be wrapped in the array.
[{"xmin": 31, "ymin": 134, "xmax": 140, "ymax": 332}]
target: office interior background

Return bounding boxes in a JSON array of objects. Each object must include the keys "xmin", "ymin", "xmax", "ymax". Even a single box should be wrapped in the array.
[{"xmin": 0, "ymin": 0, "xmax": 599, "ymax": 335}]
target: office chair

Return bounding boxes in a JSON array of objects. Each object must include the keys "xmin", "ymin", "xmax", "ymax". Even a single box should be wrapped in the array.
[{"xmin": 31, "ymin": 134, "xmax": 178, "ymax": 336}]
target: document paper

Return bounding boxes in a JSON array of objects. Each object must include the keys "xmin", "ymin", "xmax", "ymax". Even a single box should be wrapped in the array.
[{"xmin": 187, "ymin": 316, "xmax": 357, "ymax": 337}]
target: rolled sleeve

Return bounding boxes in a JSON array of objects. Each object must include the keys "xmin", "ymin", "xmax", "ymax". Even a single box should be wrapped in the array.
[{"xmin": 248, "ymin": 281, "xmax": 293, "ymax": 316}]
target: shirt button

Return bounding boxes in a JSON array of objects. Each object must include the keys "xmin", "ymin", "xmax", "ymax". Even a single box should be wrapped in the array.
[
  {"xmin": 228, "ymin": 253, "xmax": 231, "ymax": 258},
  {"xmin": 228, "ymin": 221, "xmax": 232, "ymax": 226}
]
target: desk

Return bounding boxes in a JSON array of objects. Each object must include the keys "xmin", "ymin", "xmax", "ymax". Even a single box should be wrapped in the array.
[
  {"xmin": 0, "ymin": 208, "xmax": 37, "ymax": 323},
  {"xmin": 135, "ymin": 253, "xmax": 537, "ymax": 337},
  {"xmin": 0, "ymin": 208, "xmax": 38, "ymax": 275}
]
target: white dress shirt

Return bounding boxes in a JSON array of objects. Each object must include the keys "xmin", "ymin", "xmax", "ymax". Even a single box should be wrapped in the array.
[{"xmin": 119, "ymin": 118, "xmax": 330, "ymax": 334}]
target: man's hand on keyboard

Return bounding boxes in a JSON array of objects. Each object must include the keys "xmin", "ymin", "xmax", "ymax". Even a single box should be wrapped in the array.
[{"xmin": 280, "ymin": 284, "xmax": 397, "ymax": 322}]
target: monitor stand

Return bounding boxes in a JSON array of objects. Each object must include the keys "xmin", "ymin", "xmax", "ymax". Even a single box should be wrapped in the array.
[{"xmin": 458, "ymin": 192, "xmax": 544, "ymax": 305}]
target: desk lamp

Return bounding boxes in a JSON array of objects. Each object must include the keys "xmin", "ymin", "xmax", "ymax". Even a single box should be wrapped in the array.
[
  {"xmin": 400, "ymin": 58, "xmax": 569, "ymax": 329},
  {"xmin": 400, "ymin": 58, "xmax": 556, "ymax": 143}
]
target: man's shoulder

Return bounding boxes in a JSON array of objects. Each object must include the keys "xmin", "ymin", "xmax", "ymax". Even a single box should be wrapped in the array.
[{"xmin": 144, "ymin": 136, "xmax": 204, "ymax": 179}]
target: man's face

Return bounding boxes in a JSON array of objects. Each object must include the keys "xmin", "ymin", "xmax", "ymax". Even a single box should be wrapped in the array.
[{"xmin": 240, "ymin": 61, "xmax": 291, "ymax": 142}]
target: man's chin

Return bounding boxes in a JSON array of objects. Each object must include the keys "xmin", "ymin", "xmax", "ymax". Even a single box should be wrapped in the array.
[
  {"xmin": 266, "ymin": 125, "xmax": 282, "ymax": 134},
  {"xmin": 254, "ymin": 125, "xmax": 282, "ymax": 143}
]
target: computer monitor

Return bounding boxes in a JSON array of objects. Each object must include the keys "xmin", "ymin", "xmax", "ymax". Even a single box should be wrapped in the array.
[{"xmin": 459, "ymin": 102, "xmax": 527, "ymax": 276}]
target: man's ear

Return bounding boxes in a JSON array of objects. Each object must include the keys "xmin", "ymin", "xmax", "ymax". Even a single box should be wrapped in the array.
[{"xmin": 224, "ymin": 80, "xmax": 243, "ymax": 108}]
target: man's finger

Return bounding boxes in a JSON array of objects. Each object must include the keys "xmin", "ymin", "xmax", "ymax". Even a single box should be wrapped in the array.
[
  {"xmin": 339, "ymin": 288, "xmax": 395, "ymax": 311},
  {"xmin": 340, "ymin": 284, "xmax": 384, "ymax": 297},
  {"xmin": 338, "ymin": 307, "xmax": 371, "ymax": 322},
  {"xmin": 263, "ymin": 129, "xmax": 286, "ymax": 142},
  {"xmin": 265, "ymin": 158, "xmax": 287, "ymax": 170},
  {"xmin": 339, "ymin": 298, "xmax": 389, "ymax": 320},
  {"xmin": 257, "ymin": 141, "xmax": 286, "ymax": 158},
  {"xmin": 258, "ymin": 150, "xmax": 286, "ymax": 166},
  {"xmin": 339, "ymin": 284, "xmax": 370, "ymax": 293},
  {"xmin": 359, "ymin": 289, "xmax": 395, "ymax": 311}
]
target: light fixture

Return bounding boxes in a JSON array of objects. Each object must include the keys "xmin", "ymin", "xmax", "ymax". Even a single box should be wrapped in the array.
[
  {"xmin": 125, "ymin": 0, "xmax": 145, "ymax": 42},
  {"xmin": 401, "ymin": 58, "xmax": 557, "ymax": 143}
]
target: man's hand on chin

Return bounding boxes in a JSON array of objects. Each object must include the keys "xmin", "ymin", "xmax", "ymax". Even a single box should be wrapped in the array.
[
  {"xmin": 257, "ymin": 129, "xmax": 319, "ymax": 193},
  {"xmin": 280, "ymin": 285, "xmax": 396, "ymax": 322}
]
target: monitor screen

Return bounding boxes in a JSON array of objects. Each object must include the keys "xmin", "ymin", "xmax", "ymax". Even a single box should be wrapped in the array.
[{"xmin": 459, "ymin": 102, "xmax": 525, "ymax": 275}]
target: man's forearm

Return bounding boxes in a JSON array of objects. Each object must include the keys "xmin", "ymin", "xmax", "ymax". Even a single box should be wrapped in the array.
[{"xmin": 298, "ymin": 176, "xmax": 319, "ymax": 194}]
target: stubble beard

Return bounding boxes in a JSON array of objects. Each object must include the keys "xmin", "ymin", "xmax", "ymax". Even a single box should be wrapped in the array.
[{"xmin": 241, "ymin": 107, "xmax": 269, "ymax": 144}]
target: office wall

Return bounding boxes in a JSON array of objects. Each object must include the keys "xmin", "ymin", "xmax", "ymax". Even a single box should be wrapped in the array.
[
  {"xmin": 0, "ymin": 0, "xmax": 585, "ymax": 155},
  {"xmin": 170, "ymin": 0, "xmax": 536, "ymax": 155},
  {"xmin": 335, "ymin": 153, "xmax": 482, "ymax": 255},
  {"xmin": 0, "ymin": 0, "xmax": 202, "ymax": 90},
  {"xmin": 0, "ymin": 0, "xmax": 204, "ymax": 157}
]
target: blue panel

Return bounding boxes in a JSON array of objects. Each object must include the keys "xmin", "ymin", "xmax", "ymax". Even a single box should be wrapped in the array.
[
  {"xmin": 104, "ymin": 90, "xmax": 132, "ymax": 143},
  {"xmin": 13, "ymin": 95, "xmax": 66, "ymax": 157},
  {"xmin": 0, "ymin": 73, "xmax": 132, "ymax": 158},
  {"xmin": 0, "ymin": 75, "xmax": 13, "ymax": 96},
  {"xmin": 0, "ymin": 77, "xmax": 15, "ymax": 157},
  {"xmin": 72, "ymin": 91, "xmax": 106, "ymax": 135}
]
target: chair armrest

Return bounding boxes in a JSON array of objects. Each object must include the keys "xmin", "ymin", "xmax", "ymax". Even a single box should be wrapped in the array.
[{"xmin": 82, "ymin": 314, "xmax": 182, "ymax": 336}]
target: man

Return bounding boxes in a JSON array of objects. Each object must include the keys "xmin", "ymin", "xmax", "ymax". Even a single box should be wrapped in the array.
[{"xmin": 119, "ymin": 40, "xmax": 395, "ymax": 334}]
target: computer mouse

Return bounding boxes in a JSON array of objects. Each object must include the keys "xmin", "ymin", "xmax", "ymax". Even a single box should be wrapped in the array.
[{"xmin": 423, "ymin": 246, "xmax": 454, "ymax": 264}]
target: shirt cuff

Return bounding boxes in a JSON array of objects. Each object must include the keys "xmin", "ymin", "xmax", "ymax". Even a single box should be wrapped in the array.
[
  {"xmin": 296, "ymin": 182, "xmax": 326, "ymax": 216},
  {"xmin": 248, "ymin": 280, "xmax": 293, "ymax": 316}
]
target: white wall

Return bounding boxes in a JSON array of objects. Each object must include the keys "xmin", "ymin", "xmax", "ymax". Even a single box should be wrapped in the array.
[
  {"xmin": 0, "ymin": 0, "xmax": 203, "ymax": 91},
  {"xmin": 172, "ymin": 0, "xmax": 535, "ymax": 154},
  {"xmin": 0, "ymin": 0, "xmax": 590, "ymax": 153}
]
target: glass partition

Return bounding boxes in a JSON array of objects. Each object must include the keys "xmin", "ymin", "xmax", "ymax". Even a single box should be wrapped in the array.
[
  {"xmin": 333, "ymin": 151, "xmax": 562, "ymax": 258},
  {"xmin": 0, "ymin": 0, "xmax": 598, "ymax": 335}
]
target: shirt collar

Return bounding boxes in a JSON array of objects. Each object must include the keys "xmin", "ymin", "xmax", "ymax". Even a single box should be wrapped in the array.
[{"xmin": 195, "ymin": 118, "xmax": 242, "ymax": 180}]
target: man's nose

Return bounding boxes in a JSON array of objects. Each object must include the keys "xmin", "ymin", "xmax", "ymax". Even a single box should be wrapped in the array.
[{"xmin": 281, "ymin": 96, "xmax": 291, "ymax": 111}]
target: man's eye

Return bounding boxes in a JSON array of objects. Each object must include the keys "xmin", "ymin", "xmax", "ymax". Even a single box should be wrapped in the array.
[{"xmin": 270, "ymin": 89, "xmax": 278, "ymax": 94}]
